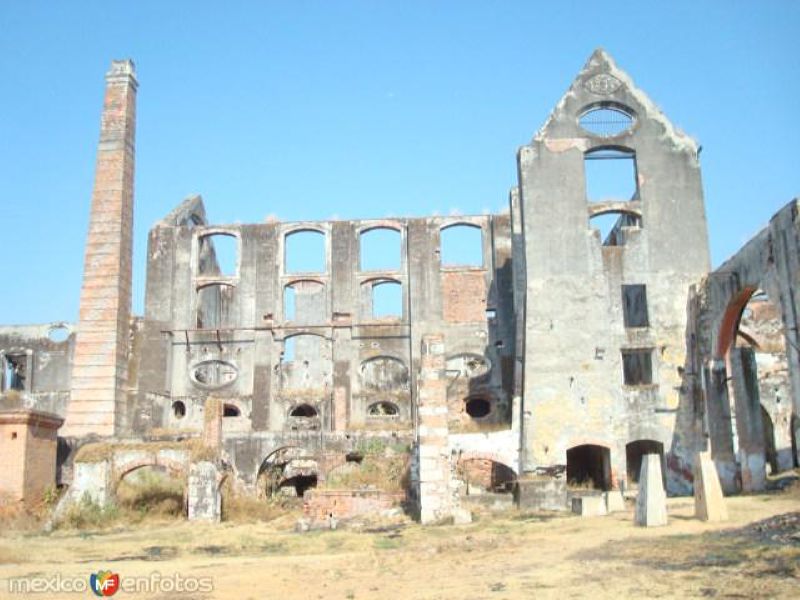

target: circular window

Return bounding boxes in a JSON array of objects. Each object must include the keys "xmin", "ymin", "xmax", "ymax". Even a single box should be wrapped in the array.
[
  {"xmin": 465, "ymin": 397, "xmax": 491, "ymax": 419},
  {"xmin": 172, "ymin": 401, "xmax": 186, "ymax": 419},
  {"xmin": 579, "ymin": 104, "xmax": 634, "ymax": 137},
  {"xmin": 48, "ymin": 325, "xmax": 70, "ymax": 343}
]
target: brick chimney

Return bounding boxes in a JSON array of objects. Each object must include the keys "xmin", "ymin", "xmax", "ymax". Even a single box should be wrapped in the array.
[{"xmin": 63, "ymin": 60, "xmax": 137, "ymax": 437}]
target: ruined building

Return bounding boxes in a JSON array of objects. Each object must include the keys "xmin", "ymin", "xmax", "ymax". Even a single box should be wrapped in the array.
[{"xmin": 1, "ymin": 50, "xmax": 798, "ymax": 521}]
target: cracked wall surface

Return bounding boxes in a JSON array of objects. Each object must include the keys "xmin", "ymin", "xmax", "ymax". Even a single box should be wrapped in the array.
[{"xmin": 2, "ymin": 50, "xmax": 797, "ymax": 508}]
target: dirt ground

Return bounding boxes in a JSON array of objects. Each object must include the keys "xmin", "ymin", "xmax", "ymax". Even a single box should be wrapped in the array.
[{"xmin": 0, "ymin": 492, "xmax": 798, "ymax": 600}]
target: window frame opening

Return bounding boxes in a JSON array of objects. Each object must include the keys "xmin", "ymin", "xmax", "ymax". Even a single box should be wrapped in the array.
[
  {"xmin": 2, "ymin": 353, "xmax": 28, "ymax": 392},
  {"xmin": 578, "ymin": 103, "xmax": 635, "ymax": 137},
  {"xmin": 465, "ymin": 396, "xmax": 492, "ymax": 419},
  {"xmin": 584, "ymin": 147, "xmax": 638, "ymax": 203},
  {"xmin": 197, "ymin": 232, "xmax": 239, "ymax": 277},
  {"xmin": 370, "ymin": 279, "xmax": 403, "ymax": 319},
  {"xmin": 440, "ymin": 223, "xmax": 483, "ymax": 268},
  {"xmin": 172, "ymin": 400, "xmax": 186, "ymax": 419},
  {"xmin": 625, "ymin": 440, "xmax": 665, "ymax": 489},
  {"xmin": 622, "ymin": 349, "xmax": 654, "ymax": 386},
  {"xmin": 359, "ymin": 227, "xmax": 402, "ymax": 272},
  {"xmin": 566, "ymin": 444, "xmax": 612, "ymax": 491},
  {"xmin": 367, "ymin": 401, "xmax": 400, "ymax": 418},
  {"xmin": 195, "ymin": 282, "xmax": 236, "ymax": 329},
  {"xmin": 289, "ymin": 403, "xmax": 318, "ymax": 418},
  {"xmin": 589, "ymin": 211, "xmax": 642, "ymax": 246},
  {"xmin": 223, "ymin": 404, "xmax": 241, "ymax": 417},
  {"xmin": 284, "ymin": 229, "xmax": 326, "ymax": 274},
  {"xmin": 622, "ymin": 284, "xmax": 650, "ymax": 328}
]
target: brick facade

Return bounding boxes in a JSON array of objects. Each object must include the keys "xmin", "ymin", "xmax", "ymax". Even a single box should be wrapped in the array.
[
  {"xmin": 63, "ymin": 60, "xmax": 137, "ymax": 436},
  {"xmin": 303, "ymin": 489, "xmax": 403, "ymax": 523},
  {"xmin": 0, "ymin": 410, "xmax": 63, "ymax": 503}
]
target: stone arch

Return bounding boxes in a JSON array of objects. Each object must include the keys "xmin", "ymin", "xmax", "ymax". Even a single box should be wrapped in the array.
[
  {"xmin": 255, "ymin": 445, "xmax": 319, "ymax": 499},
  {"xmin": 112, "ymin": 458, "xmax": 187, "ymax": 493},
  {"xmin": 455, "ymin": 452, "xmax": 517, "ymax": 494},
  {"xmin": 565, "ymin": 442, "xmax": 612, "ymax": 491}
]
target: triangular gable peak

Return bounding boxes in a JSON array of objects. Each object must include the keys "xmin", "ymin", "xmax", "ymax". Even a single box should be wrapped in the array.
[
  {"xmin": 533, "ymin": 48, "xmax": 697, "ymax": 155},
  {"xmin": 157, "ymin": 194, "xmax": 208, "ymax": 228}
]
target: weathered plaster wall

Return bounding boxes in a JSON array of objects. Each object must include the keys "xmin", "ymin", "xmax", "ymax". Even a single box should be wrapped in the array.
[{"xmin": 515, "ymin": 49, "xmax": 711, "ymax": 494}]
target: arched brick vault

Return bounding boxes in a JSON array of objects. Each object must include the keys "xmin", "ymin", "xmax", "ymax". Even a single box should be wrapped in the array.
[
  {"xmin": 693, "ymin": 199, "xmax": 800, "ymax": 490},
  {"xmin": 111, "ymin": 453, "xmax": 190, "ymax": 491},
  {"xmin": 455, "ymin": 451, "xmax": 517, "ymax": 476}
]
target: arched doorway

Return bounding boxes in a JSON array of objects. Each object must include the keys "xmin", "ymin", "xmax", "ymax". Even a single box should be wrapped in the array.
[
  {"xmin": 566, "ymin": 444, "xmax": 611, "ymax": 491},
  {"xmin": 625, "ymin": 440, "xmax": 665, "ymax": 490}
]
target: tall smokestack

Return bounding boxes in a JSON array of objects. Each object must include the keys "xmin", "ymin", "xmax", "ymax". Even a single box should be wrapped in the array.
[{"xmin": 63, "ymin": 59, "xmax": 137, "ymax": 437}]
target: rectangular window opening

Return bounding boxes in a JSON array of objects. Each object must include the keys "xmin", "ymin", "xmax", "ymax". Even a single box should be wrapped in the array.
[
  {"xmin": 584, "ymin": 148, "xmax": 638, "ymax": 203},
  {"xmin": 2, "ymin": 354, "xmax": 27, "ymax": 392},
  {"xmin": 622, "ymin": 284, "xmax": 649, "ymax": 328},
  {"xmin": 622, "ymin": 350, "xmax": 653, "ymax": 386}
]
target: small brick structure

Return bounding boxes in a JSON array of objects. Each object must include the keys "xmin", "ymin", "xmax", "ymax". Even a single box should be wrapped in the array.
[
  {"xmin": 0, "ymin": 409, "xmax": 63, "ymax": 503},
  {"xmin": 303, "ymin": 489, "xmax": 404, "ymax": 523}
]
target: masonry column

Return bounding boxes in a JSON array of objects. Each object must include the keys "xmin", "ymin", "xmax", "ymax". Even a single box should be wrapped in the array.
[
  {"xmin": 63, "ymin": 60, "xmax": 137, "ymax": 437},
  {"xmin": 415, "ymin": 334, "xmax": 453, "ymax": 524}
]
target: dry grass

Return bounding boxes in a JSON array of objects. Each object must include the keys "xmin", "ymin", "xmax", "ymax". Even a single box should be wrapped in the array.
[
  {"xmin": 324, "ymin": 454, "xmax": 409, "ymax": 492},
  {"xmin": 1, "ymin": 491, "xmax": 799, "ymax": 598}
]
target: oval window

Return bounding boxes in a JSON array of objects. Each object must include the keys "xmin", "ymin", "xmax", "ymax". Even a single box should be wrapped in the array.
[
  {"xmin": 190, "ymin": 360, "xmax": 238, "ymax": 389},
  {"xmin": 579, "ymin": 104, "xmax": 634, "ymax": 137},
  {"xmin": 446, "ymin": 354, "xmax": 491, "ymax": 380}
]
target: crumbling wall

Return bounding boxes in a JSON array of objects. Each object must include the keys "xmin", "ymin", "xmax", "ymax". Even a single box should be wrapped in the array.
[
  {"xmin": 515, "ymin": 49, "xmax": 711, "ymax": 494},
  {"xmin": 693, "ymin": 199, "xmax": 800, "ymax": 490},
  {"xmin": 131, "ymin": 207, "xmax": 514, "ymax": 442},
  {"xmin": 0, "ymin": 323, "xmax": 75, "ymax": 417}
]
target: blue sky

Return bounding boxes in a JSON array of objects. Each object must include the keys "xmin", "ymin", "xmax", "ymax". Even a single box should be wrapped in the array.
[{"xmin": 0, "ymin": 1, "xmax": 798, "ymax": 324}]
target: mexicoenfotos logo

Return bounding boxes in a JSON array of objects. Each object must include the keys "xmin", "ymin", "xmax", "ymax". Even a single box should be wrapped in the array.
[{"xmin": 89, "ymin": 571, "xmax": 120, "ymax": 597}]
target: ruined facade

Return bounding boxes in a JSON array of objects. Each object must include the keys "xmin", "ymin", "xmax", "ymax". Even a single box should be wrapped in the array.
[{"xmin": 1, "ymin": 50, "xmax": 797, "ymax": 517}]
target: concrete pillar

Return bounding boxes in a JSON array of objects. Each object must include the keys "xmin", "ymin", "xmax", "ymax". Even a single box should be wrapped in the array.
[
  {"xmin": 694, "ymin": 451, "xmax": 728, "ymax": 522},
  {"xmin": 729, "ymin": 348, "xmax": 767, "ymax": 491},
  {"xmin": 187, "ymin": 461, "xmax": 222, "ymax": 522},
  {"xmin": 415, "ymin": 334, "xmax": 453, "ymax": 524},
  {"xmin": 704, "ymin": 362, "xmax": 738, "ymax": 493},
  {"xmin": 64, "ymin": 60, "xmax": 137, "ymax": 437},
  {"xmin": 634, "ymin": 453, "xmax": 667, "ymax": 527}
]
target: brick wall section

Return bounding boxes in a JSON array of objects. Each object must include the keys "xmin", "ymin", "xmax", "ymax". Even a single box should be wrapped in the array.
[
  {"xmin": 64, "ymin": 60, "xmax": 137, "ymax": 436},
  {"xmin": 203, "ymin": 397, "xmax": 224, "ymax": 450},
  {"xmin": 303, "ymin": 490, "xmax": 403, "ymax": 522},
  {"xmin": 441, "ymin": 271, "xmax": 487, "ymax": 323},
  {"xmin": 416, "ymin": 334, "xmax": 453, "ymax": 523},
  {"xmin": 0, "ymin": 410, "xmax": 63, "ymax": 503}
]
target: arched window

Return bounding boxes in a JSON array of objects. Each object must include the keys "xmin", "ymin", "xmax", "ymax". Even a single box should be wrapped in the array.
[
  {"xmin": 441, "ymin": 224, "xmax": 482, "ymax": 267},
  {"xmin": 371, "ymin": 280, "xmax": 402, "ymax": 318},
  {"xmin": 579, "ymin": 103, "xmax": 634, "ymax": 137},
  {"xmin": 367, "ymin": 401, "xmax": 399, "ymax": 417},
  {"xmin": 360, "ymin": 227, "xmax": 401, "ymax": 271},
  {"xmin": 196, "ymin": 282, "xmax": 235, "ymax": 329},
  {"xmin": 290, "ymin": 404, "xmax": 318, "ymax": 418},
  {"xmin": 285, "ymin": 229, "xmax": 326, "ymax": 273},
  {"xmin": 198, "ymin": 232, "xmax": 238, "ymax": 276},
  {"xmin": 223, "ymin": 404, "xmax": 240, "ymax": 417},
  {"xmin": 584, "ymin": 147, "xmax": 638, "ymax": 203}
]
